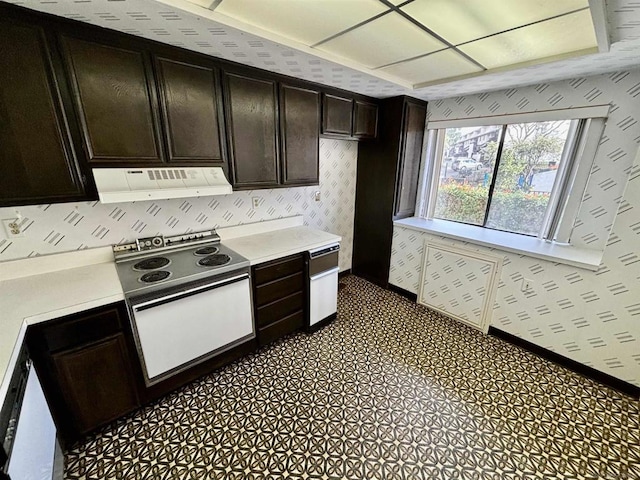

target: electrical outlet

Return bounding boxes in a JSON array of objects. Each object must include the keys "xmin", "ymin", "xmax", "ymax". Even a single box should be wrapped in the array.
[
  {"xmin": 314, "ymin": 191, "xmax": 321, "ymax": 202},
  {"xmin": 521, "ymin": 278, "xmax": 534, "ymax": 292},
  {"xmin": 252, "ymin": 197, "xmax": 260, "ymax": 209},
  {"xmin": 2, "ymin": 218, "xmax": 24, "ymax": 238}
]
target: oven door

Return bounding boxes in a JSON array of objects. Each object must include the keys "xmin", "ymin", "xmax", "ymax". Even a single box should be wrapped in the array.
[{"xmin": 128, "ymin": 270, "xmax": 254, "ymax": 386}]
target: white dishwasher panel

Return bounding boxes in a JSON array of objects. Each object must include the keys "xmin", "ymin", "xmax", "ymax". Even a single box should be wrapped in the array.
[
  {"xmin": 7, "ymin": 367, "xmax": 57, "ymax": 480},
  {"xmin": 309, "ymin": 267, "xmax": 339, "ymax": 327},
  {"xmin": 133, "ymin": 277, "xmax": 253, "ymax": 381}
]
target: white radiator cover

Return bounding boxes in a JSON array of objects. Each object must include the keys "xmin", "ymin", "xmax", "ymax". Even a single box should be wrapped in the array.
[{"xmin": 418, "ymin": 241, "xmax": 503, "ymax": 333}]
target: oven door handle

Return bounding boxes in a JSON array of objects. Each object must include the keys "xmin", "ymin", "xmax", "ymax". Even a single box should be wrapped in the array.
[{"xmin": 132, "ymin": 273, "xmax": 250, "ymax": 312}]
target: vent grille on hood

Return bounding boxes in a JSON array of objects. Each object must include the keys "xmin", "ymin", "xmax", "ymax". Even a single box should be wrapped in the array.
[{"xmin": 92, "ymin": 167, "xmax": 233, "ymax": 204}]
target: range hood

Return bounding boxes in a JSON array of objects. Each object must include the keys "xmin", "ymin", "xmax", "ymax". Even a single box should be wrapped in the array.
[{"xmin": 92, "ymin": 167, "xmax": 233, "ymax": 203}]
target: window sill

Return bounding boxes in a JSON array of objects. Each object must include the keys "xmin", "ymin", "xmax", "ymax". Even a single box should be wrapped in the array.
[{"xmin": 393, "ymin": 217, "xmax": 603, "ymax": 271}]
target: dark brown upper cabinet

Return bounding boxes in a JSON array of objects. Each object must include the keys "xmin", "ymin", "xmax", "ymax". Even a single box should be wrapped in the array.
[
  {"xmin": 0, "ymin": 21, "xmax": 87, "ymax": 206},
  {"xmin": 353, "ymin": 100, "xmax": 378, "ymax": 139},
  {"xmin": 223, "ymin": 72, "xmax": 280, "ymax": 189},
  {"xmin": 155, "ymin": 56, "xmax": 226, "ymax": 165},
  {"xmin": 62, "ymin": 36, "xmax": 164, "ymax": 164},
  {"xmin": 394, "ymin": 100, "xmax": 427, "ymax": 219},
  {"xmin": 279, "ymin": 84, "xmax": 320, "ymax": 186},
  {"xmin": 322, "ymin": 94, "xmax": 353, "ymax": 136}
]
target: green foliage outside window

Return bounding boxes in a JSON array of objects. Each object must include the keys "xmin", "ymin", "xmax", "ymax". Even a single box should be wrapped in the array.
[{"xmin": 434, "ymin": 183, "xmax": 549, "ymax": 235}]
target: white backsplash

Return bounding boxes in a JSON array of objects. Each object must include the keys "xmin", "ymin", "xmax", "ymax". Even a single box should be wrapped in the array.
[{"xmin": 0, "ymin": 139, "xmax": 358, "ymax": 272}]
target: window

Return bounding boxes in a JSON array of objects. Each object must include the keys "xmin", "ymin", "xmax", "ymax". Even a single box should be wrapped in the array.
[{"xmin": 421, "ymin": 107, "xmax": 607, "ymax": 244}]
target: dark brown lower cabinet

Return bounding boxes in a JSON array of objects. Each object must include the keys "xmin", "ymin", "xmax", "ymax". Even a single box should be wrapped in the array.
[
  {"xmin": 27, "ymin": 303, "xmax": 140, "ymax": 444},
  {"xmin": 253, "ymin": 254, "xmax": 305, "ymax": 347},
  {"xmin": 50, "ymin": 334, "xmax": 138, "ymax": 434}
]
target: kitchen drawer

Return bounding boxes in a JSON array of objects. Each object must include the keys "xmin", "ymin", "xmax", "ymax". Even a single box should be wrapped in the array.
[
  {"xmin": 258, "ymin": 310, "xmax": 304, "ymax": 347},
  {"xmin": 255, "ymin": 271, "xmax": 304, "ymax": 307},
  {"xmin": 256, "ymin": 290, "xmax": 304, "ymax": 327},
  {"xmin": 253, "ymin": 254, "xmax": 303, "ymax": 285},
  {"xmin": 33, "ymin": 305, "xmax": 124, "ymax": 353}
]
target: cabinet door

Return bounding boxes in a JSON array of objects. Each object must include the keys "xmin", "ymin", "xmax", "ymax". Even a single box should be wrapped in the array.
[
  {"xmin": 0, "ymin": 21, "xmax": 86, "ymax": 205},
  {"xmin": 353, "ymin": 100, "xmax": 378, "ymax": 139},
  {"xmin": 280, "ymin": 84, "xmax": 320, "ymax": 185},
  {"xmin": 62, "ymin": 36, "xmax": 163, "ymax": 164},
  {"xmin": 224, "ymin": 72, "xmax": 279, "ymax": 188},
  {"xmin": 322, "ymin": 94, "xmax": 353, "ymax": 136},
  {"xmin": 394, "ymin": 100, "xmax": 426, "ymax": 219},
  {"xmin": 156, "ymin": 57, "xmax": 225, "ymax": 164},
  {"xmin": 51, "ymin": 334, "xmax": 139, "ymax": 435}
]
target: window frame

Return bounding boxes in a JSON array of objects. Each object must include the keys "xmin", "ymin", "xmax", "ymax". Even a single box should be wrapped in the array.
[{"xmin": 419, "ymin": 106, "xmax": 608, "ymax": 245}]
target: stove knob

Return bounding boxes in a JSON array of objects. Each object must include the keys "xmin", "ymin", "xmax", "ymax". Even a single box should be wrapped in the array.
[
  {"xmin": 152, "ymin": 237, "xmax": 162, "ymax": 247},
  {"xmin": 145, "ymin": 240, "xmax": 151, "ymax": 247}
]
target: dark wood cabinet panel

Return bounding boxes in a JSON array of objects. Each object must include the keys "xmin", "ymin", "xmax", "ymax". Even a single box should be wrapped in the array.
[
  {"xmin": 394, "ymin": 101, "xmax": 427, "ymax": 219},
  {"xmin": 27, "ymin": 303, "xmax": 141, "ymax": 444},
  {"xmin": 224, "ymin": 72, "xmax": 279, "ymax": 188},
  {"xmin": 51, "ymin": 334, "xmax": 139, "ymax": 435},
  {"xmin": 279, "ymin": 84, "xmax": 320, "ymax": 185},
  {"xmin": 252, "ymin": 253, "xmax": 305, "ymax": 346},
  {"xmin": 353, "ymin": 97, "xmax": 427, "ymax": 287},
  {"xmin": 254, "ymin": 254, "xmax": 304, "ymax": 285},
  {"xmin": 0, "ymin": 21, "xmax": 86, "ymax": 205},
  {"xmin": 258, "ymin": 310, "xmax": 304, "ymax": 347},
  {"xmin": 322, "ymin": 94, "xmax": 353, "ymax": 136},
  {"xmin": 255, "ymin": 272, "xmax": 304, "ymax": 307},
  {"xmin": 62, "ymin": 36, "xmax": 163, "ymax": 163},
  {"xmin": 353, "ymin": 100, "xmax": 378, "ymax": 139},
  {"xmin": 156, "ymin": 57, "xmax": 225, "ymax": 164},
  {"xmin": 256, "ymin": 291, "xmax": 304, "ymax": 328}
]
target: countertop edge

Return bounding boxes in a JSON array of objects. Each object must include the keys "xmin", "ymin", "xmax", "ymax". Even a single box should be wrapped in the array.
[{"xmin": 246, "ymin": 236, "xmax": 343, "ymax": 266}]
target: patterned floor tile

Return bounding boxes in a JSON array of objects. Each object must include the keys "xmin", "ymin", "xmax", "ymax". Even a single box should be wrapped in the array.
[{"xmin": 65, "ymin": 275, "xmax": 640, "ymax": 480}]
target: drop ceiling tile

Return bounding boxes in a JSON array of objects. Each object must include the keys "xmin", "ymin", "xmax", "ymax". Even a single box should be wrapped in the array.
[
  {"xmin": 459, "ymin": 10, "xmax": 597, "ymax": 70},
  {"xmin": 380, "ymin": 49, "xmax": 482, "ymax": 85},
  {"xmin": 317, "ymin": 12, "xmax": 445, "ymax": 69},
  {"xmin": 215, "ymin": 0, "xmax": 388, "ymax": 45},
  {"xmin": 401, "ymin": 0, "xmax": 589, "ymax": 45}
]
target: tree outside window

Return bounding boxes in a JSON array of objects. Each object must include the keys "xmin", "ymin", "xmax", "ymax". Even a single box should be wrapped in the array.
[{"xmin": 433, "ymin": 120, "xmax": 572, "ymax": 236}]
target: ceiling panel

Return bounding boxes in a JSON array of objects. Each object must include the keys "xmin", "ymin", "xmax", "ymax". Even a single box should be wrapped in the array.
[
  {"xmin": 317, "ymin": 12, "xmax": 445, "ymax": 69},
  {"xmin": 215, "ymin": 0, "xmax": 388, "ymax": 45},
  {"xmin": 6, "ymin": 0, "xmax": 640, "ymax": 101},
  {"xmin": 459, "ymin": 10, "xmax": 597, "ymax": 70},
  {"xmin": 401, "ymin": 0, "xmax": 589, "ymax": 45},
  {"xmin": 380, "ymin": 49, "xmax": 482, "ymax": 85}
]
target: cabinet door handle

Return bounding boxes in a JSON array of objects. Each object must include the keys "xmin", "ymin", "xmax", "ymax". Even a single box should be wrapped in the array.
[{"xmin": 132, "ymin": 273, "xmax": 249, "ymax": 312}]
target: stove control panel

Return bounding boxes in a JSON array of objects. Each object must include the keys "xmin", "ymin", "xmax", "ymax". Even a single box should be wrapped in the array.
[{"xmin": 136, "ymin": 235, "xmax": 165, "ymax": 251}]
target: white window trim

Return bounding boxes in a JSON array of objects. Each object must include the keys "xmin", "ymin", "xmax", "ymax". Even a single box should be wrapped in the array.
[
  {"xmin": 412, "ymin": 106, "xmax": 609, "ymax": 270},
  {"xmin": 426, "ymin": 105, "xmax": 609, "ymax": 129}
]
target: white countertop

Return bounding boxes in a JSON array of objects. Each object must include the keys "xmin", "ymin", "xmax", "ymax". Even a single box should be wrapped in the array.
[
  {"xmin": 0, "ymin": 216, "xmax": 341, "ymax": 406},
  {"xmin": 222, "ymin": 225, "xmax": 341, "ymax": 265}
]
